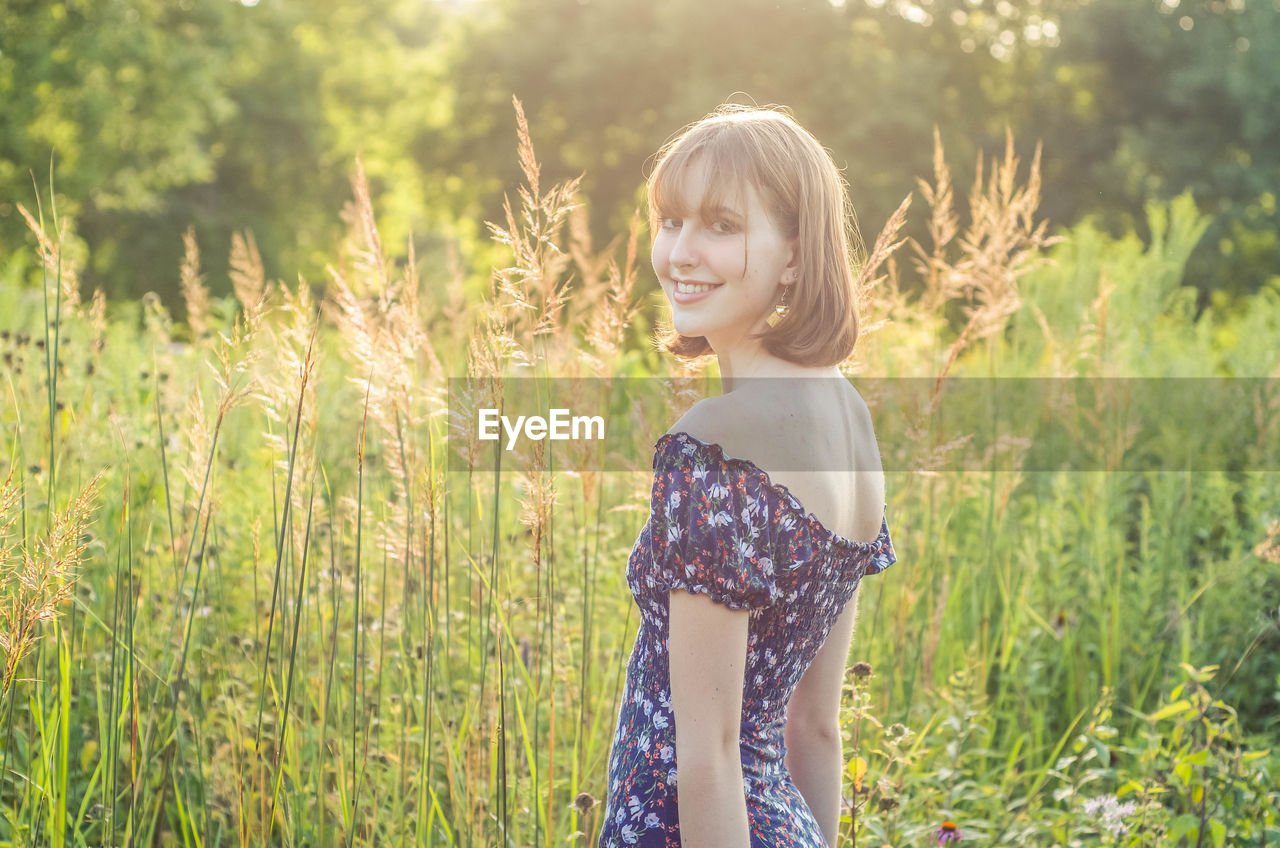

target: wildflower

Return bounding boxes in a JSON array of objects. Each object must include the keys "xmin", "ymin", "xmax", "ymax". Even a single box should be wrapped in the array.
[
  {"xmin": 935, "ymin": 821, "xmax": 963, "ymax": 844},
  {"xmin": 572, "ymin": 792, "xmax": 595, "ymax": 816},
  {"xmin": 851, "ymin": 661, "xmax": 873, "ymax": 680},
  {"xmin": 1081, "ymin": 795, "xmax": 1138, "ymax": 838},
  {"xmin": 1253, "ymin": 519, "xmax": 1280, "ymax": 564}
]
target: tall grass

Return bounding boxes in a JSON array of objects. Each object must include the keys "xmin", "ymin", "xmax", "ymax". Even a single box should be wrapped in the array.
[{"xmin": 0, "ymin": 104, "xmax": 1276, "ymax": 846}]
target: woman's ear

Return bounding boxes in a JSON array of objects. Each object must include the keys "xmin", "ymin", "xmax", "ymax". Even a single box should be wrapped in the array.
[{"xmin": 784, "ymin": 236, "xmax": 800, "ymax": 282}]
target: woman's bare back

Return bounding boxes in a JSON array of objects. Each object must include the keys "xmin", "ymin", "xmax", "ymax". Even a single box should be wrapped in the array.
[{"xmin": 671, "ymin": 377, "xmax": 886, "ymax": 545}]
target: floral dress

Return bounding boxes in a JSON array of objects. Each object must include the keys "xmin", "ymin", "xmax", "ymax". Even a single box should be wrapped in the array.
[{"xmin": 598, "ymin": 432, "xmax": 898, "ymax": 847}]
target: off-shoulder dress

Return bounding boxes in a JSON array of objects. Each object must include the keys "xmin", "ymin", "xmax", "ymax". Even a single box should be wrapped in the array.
[{"xmin": 597, "ymin": 431, "xmax": 898, "ymax": 847}]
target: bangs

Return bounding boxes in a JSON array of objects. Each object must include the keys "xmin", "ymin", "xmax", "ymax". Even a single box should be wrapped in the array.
[{"xmin": 648, "ymin": 134, "xmax": 754, "ymax": 228}]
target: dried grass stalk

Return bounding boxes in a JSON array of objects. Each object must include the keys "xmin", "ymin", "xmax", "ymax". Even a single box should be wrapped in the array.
[
  {"xmin": 16, "ymin": 202, "xmax": 81, "ymax": 308},
  {"xmin": 0, "ymin": 472, "xmax": 104, "ymax": 694},
  {"xmin": 180, "ymin": 225, "xmax": 210, "ymax": 339},
  {"xmin": 230, "ymin": 229, "xmax": 269, "ymax": 331}
]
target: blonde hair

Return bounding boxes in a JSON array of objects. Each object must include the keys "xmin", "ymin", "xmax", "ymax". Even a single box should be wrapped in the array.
[{"xmin": 646, "ymin": 104, "xmax": 866, "ymax": 366}]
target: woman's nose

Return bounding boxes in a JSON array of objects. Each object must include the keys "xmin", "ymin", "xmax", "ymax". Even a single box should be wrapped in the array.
[{"xmin": 667, "ymin": 223, "xmax": 699, "ymax": 269}]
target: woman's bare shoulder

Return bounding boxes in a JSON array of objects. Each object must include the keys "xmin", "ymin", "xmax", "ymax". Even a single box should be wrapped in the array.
[
  {"xmin": 664, "ymin": 393, "xmax": 798, "ymax": 466},
  {"xmin": 665, "ymin": 381, "xmax": 877, "ymax": 468},
  {"xmin": 663, "ymin": 395, "xmax": 747, "ymax": 449}
]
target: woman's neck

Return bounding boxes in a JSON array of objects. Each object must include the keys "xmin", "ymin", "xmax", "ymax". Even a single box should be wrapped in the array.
[{"xmin": 715, "ymin": 342, "xmax": 842, "ymax": 394}]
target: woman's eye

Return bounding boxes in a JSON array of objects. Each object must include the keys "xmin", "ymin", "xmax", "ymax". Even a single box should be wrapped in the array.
[{"xmin": 658, "ymin": 217, "xmax": 735, "ymax": 233}]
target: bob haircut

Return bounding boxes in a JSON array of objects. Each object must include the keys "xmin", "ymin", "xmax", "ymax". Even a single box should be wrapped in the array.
[{"xmin": 646, "ymin": 104, "xmax": 865, "ymax": 366}]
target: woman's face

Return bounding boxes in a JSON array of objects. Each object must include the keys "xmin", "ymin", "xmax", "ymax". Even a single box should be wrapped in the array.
[{"xmin": 651, "ymin": 158, "xmax": 797, "ymax": 351}]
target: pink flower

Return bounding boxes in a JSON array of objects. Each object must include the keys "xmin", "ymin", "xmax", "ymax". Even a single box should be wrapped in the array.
[{"xmin": 935, "ymin": 821, "xmax": 963, "ymax": 845}]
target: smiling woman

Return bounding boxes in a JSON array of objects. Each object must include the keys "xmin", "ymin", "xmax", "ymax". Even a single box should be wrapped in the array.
[{"xmin": 597, "ymin": 105, "xmax": 900, "ymax": 848}]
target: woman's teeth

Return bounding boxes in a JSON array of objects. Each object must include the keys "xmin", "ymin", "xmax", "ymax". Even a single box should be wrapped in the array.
[{"xmin": 676, "ymin": 281, "xmax": 719, "ymax": 293}]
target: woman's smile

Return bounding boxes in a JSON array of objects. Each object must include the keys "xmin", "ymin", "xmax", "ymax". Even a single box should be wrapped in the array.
[{"xmin": 671, "ymin": 277, "xmax": 724, "ymax": 304}]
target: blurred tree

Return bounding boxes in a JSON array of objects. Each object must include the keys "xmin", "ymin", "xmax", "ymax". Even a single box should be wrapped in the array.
[
  {"xmin": 0, "ymin": 0, "xmax": 462, "ymax": 305},
  {"xmin": 998, "ymin": 0, "xmax": 1280, "ymax": 300},
  {"xmin": 2, "ymin": 0, "xmax": 1275, "ymax": 308},
  {"xmin": 0, "ymin": 0, "xmax": 236, "ymax": 296}
]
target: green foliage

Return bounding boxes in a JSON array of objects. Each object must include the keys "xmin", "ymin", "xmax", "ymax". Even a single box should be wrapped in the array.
[
  {"xmin": 845, "ymin": 664, "xmax": 1278, "ymax": 845},
  {"xmin": 1023, "ymin": 0, "xmax": 1280, "ymax": 299},
  {"xmin": 0, "ymin": 0, "xmax": 466, "ymax": 306}
]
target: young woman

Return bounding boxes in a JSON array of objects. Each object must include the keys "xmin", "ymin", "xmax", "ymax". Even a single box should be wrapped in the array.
[{"xmin": 597, "ymin": 105, "xmax": 898, "ymax": 847}]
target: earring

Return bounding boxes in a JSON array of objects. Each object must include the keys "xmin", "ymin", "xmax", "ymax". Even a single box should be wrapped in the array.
[{"xmin": 767, "ymin": 284, "xmax": 791, "ymax": 327}]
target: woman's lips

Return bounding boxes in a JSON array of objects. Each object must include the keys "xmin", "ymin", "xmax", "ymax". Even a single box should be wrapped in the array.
[{"xmin": 670, "ymin": 280, "xmax": 723, "ymax": 305}]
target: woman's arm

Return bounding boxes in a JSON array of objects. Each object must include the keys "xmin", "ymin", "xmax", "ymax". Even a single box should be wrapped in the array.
[
  {"xmin": 669, "ymin": 588, "xmax": 753, "ymax": 848},
  {"xmin": 674, "ymin": 749, "xmax": 752, "ymax": 846},
  {"xmin": 784, "ymin": 722, "xmax": 843, "ymax": 846}
]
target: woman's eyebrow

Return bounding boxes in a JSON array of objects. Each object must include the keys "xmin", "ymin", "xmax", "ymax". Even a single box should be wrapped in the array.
[{"xmin": 701, "ymin": 204, "xmax": 743, "ymax": 219}]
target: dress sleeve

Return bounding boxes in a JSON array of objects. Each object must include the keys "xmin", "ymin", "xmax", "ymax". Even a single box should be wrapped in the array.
[
  {"xmin": 856, "ymin": 513, "xmax": 897, "ymax": 578},
  {"xmin": 647, "ymin": 435, "xmax": 779, "ymax": 611}
]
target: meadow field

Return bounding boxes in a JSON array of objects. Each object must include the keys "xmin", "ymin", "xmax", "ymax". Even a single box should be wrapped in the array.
[{"xmin": 0, "ymin": 112, "xmax": 1277, "ymax": 847}]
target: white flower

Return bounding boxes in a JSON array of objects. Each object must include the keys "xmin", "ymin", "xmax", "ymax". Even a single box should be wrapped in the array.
[
  {"xmin": 660, "ymin": 744, "xmax": 674, "ymax": 762},
  {"xmin": 644, "ymin": 812, "xmax": 661, "ymax": 828},
  {"xmin": 667, "ymin": 767, "xmax": 677, "ymax": 786},
  {"xmin": 627, "ymin": 795, "xmax": 644, "ymax": 818},
  {"xmin": 1081, "ymin": 795, "xmax": 1138, "ymax": 837},
  {"xmin": 621, "ymin": 824, "xmax": 638, "ymax": 844},
  {"xmin": 652, "ymin": 712, "xmax": 669, "ymax": 729}
]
